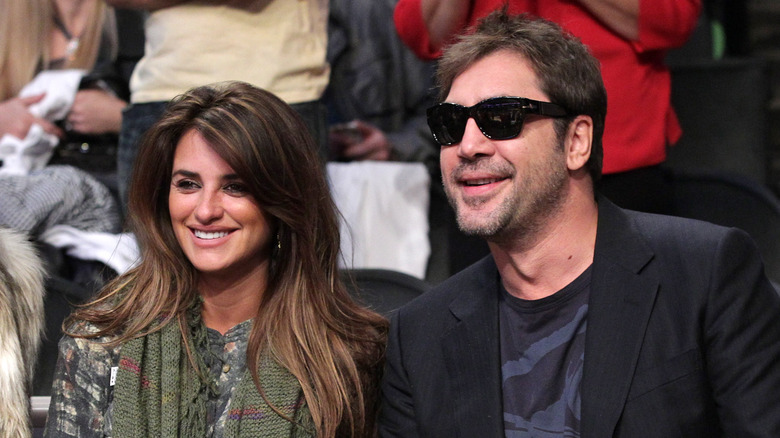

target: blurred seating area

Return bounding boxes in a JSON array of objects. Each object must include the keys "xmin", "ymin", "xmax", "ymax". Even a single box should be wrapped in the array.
[
  {"xmin": 751, "ymin": 0, "xmax": 780, "ymax": 195},
  {"xmin": 3, "ymin": 2, "xmax": 780, "ymax": 427},
  {"xmin": 661, "ymin": 0, "xmax": 780, "ymax": 286},
  {"xmin": 666, "ymin": 0, "xmax": 773, "ymax": 185}
]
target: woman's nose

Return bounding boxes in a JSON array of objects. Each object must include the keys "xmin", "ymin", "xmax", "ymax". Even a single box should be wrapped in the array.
[{"xmin": 194, "ymin": 190, "xmax": 224, "ymax": 222}]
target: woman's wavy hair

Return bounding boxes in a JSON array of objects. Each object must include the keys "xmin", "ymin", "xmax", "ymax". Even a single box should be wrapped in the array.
[
  {"xmin": 435, "ymin": 9, "xmax": 608, "ymax": 182},
  {"xmin": 68, "ymin": 81, "xmax": 388, "ymax": 436},
  {"xmin": 0, "ymin": 0, "xmax": 116, "ymax": 100}
]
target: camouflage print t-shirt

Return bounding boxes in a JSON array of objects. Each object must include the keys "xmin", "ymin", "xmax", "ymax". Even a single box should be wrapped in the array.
[{"xmin": 43, "ymin": 320, "xmax": 252, "ymax": 438}]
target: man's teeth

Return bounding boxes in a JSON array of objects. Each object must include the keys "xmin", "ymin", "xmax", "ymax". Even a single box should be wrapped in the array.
[
  {"xmin": 465, "ymin": 178, "xmax": 499, "ymax": 186},
  {"xmin": 194, "ymin": 230, "xmax": 229, "ymax": 239}
]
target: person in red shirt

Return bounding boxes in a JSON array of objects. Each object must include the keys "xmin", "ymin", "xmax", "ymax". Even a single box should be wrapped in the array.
[{"xmin": 395, "ymin": 0, "xmax": 701, "ymax": 213}]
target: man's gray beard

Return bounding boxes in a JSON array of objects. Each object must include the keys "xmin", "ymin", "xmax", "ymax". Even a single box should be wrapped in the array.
[
  {"xmin": 452, "ymin": 194, "xmax": 512, "ymax": 238},
  {"xmin": 444, "ymin": 156, "xmax": 568, "ymax": 243}
]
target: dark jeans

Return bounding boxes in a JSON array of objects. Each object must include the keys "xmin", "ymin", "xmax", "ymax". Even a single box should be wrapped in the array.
[
  {"xmin": 117, "ymin": 99, "xmax": 328, "ymax": 216},
  {"xmin": 117, "ymin": 102, "xmax": 167, "ymax": 216}
]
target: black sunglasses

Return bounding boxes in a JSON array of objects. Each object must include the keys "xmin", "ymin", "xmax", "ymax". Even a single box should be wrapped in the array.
[{"xmin": 426, "ymin": 96, "xmax": 568, "ymax": 146}]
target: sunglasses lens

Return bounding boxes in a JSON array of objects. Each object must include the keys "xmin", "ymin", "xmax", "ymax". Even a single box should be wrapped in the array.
[
  {"xmin": 428, "ymin": 103, "xmax": 468, "ymax": 145},
  {"xmin": 475, "ymin": 100, "xmax": 525, "ymax": 140},
  {"xmin": 427, "ymin": 98, "xmax": 537, "ymax": 145}
]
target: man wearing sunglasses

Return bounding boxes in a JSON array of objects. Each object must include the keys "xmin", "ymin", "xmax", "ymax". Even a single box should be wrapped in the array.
[
  {"xmin": 379, "ymin": 10, "xmax": 780, "ymax": 438},
  {"xmin": 394, "ymin": 0, "xmax": 700, "ymax": 216}
]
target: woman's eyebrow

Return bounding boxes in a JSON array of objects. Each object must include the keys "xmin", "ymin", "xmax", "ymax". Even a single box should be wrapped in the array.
[
  {"xmin": 171, "ymin": 169, "xmax": 198, "ymax": 178},
  {"xmin": 171, "ymin": 169, "xmax": 241, "ymax": 181}
]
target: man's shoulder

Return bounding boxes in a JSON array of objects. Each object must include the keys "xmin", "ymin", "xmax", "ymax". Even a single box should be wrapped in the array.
[
  {"xmin": 593, "ymin": 199, "xmax": 765, "ymax": 282},
  {"xmin": 397, "ymin": 255, "xmax": 497, "ymax": 317},
  {"xmin": 599, "ymin": 199, "xmax": 739, "ymax": 251},
  {"xmin": 622, "ymin": 207, "xmax": 738, "ymax": 249},
  {"xmin": 388, "ymin": 255, "xmax": 498, "ymax": 353}
]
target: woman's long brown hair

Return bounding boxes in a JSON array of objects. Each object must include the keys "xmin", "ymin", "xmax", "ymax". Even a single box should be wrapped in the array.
[{"xmin": 67, "ymin": 81, "xmax": 388, "ymax": 436}]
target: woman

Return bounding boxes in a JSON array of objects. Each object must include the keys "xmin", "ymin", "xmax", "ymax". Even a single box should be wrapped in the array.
[
  {"xmin": 44, "ymin": 81, "xmax": 388, "ymax": 437},
  {"xmin": 0, "ymin": 0, "xmax": 125, "ymax": 139}
]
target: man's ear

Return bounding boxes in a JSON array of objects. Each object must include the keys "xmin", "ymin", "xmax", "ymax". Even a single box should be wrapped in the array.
[{"xmin": 565, "ymin": 115, "xmax": 593, "ymax": 172}]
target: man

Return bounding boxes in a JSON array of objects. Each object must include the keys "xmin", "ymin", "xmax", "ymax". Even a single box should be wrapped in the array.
[
  {"xmin": 379, "ymin": 10, "xmax": 780, "ymax": 437},
  {"xmin": 394, "ymin": 0, "xmax": 701, "ymax": 214}
]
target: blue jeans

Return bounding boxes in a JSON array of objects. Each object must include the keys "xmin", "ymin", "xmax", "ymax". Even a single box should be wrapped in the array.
[
  {"xmin": 116, "ymin": 102, "xmax": 167, "ymax": 216},
  {"xmin": 117, "ymin": 99, "xmax": 328, "ymax": 216}
]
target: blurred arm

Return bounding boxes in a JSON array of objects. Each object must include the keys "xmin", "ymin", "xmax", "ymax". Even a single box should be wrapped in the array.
[
  {"xmin": 577, "ymin": 0, "xmax": 639, "ymax": 40},
  {"xmin": 66, "ymin": 89, "xmax": 127, "ymax": 135},
  {"xmin": 420, "ymin": 0, "xmax": 471, "ymax": 51},
  {"xmin": 0, "ymin": 95, "xmax": 63, "ymax": 139}
]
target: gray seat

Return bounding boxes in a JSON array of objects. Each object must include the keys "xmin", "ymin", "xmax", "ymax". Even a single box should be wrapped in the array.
[
  {"xmin": 667, "ymin": 57, "xmax": 770, "ymax": 184},
  {"xmin": 671, "ymin": 170, "xmax": 780, "ymax": 287},
  {"xmin": 342, "ymin": 268, "xmax": 430, "ymax": 317}
]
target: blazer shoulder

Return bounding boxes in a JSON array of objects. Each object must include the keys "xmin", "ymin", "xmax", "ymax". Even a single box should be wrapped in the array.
[
  {"xmin": 626, "ymin": 209, "xmax": 751, "ymax": 255},
  {"xmin": 596, "ymin": 200, "xmax": 763, "ymax": 283},
  {"xmin": 396, "ymin": 255, "xmax": 496, "ymax": 318},
  {"xmin": 614, "ymin": 209, "xmax": 768, "ymax": 293}
]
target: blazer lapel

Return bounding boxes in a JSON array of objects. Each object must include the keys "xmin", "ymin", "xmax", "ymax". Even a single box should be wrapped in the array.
[
  {"xmin": 581, "ymin": 199, "xmax": 659, "ymax": 438},
  {"xmin": 440, "ymin": 257, "xmax": 504, "ymax": 437}
]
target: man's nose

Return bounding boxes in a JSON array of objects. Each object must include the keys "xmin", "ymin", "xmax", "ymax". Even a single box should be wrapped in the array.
[{"xmin": 457, "ymin": 118, "xmax": 495, "ymax": 160}]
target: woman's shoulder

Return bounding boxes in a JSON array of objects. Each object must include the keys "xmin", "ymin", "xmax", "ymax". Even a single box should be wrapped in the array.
[
  {"xmin": 59, "ymin": 320, "xmax": 122, "ymax": 366},
  {"xmin": 47, "ymin": 321, "xmax": 120, "ymax": 437},
  {"xmin": 65, "ymin": 318, "xmax": 117, "ymax": 338}
]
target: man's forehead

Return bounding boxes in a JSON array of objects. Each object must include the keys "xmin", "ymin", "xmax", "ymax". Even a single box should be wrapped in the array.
[{"xmin": 445, "ymin": 51, "xmax": 544, "ymax": 105}]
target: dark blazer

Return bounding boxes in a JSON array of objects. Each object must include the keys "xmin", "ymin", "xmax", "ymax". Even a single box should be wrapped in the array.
[{"xmin": 379, "ymin": 199, "xmax": 780, "ymax": 437}]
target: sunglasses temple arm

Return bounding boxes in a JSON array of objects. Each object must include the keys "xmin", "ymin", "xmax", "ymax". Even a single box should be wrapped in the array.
[{"xmin": 537, "ymin": 101, "xmax": 568, "ymax": 117}]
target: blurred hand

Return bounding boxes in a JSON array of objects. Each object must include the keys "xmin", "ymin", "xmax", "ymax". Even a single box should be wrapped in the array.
[
  {"xmin": 329, "ymin": 120, "xmax": 392, "ymax": 161},
  {"xmin": 66, "ymin": 89, "xmax": 127, "ymax": 135},
  {"xmin": 0, "ymin": 94, "xmax": 63, "ymax": 139}
]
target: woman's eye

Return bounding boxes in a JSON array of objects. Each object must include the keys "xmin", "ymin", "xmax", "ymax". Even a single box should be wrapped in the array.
[
  {"xmin": 174, "ymin": 179, "xmax": 199, "ymax": 190},
  {"xmin": 224, "ymin": 183, "xmax": 248, "ymax": 195}
]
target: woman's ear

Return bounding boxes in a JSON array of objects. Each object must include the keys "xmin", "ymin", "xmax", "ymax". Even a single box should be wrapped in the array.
[{"xmin": 565, "ymin": 115, "xmax": 593, "ymax": 172}]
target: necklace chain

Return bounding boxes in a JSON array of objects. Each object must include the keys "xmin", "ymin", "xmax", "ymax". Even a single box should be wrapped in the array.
[{"xmin": 52, "ymin": 12, "xmax": 80, "ymax": 60}]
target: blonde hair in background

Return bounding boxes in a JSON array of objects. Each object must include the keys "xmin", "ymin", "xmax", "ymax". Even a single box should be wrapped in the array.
[
  {"xmin": 0, "ymin": 0, "xmax": 51, "ymax": 101},
  {"xmin": 0, "ymin": 0, "xmax": 117, "ymax": 101},
  {"xmin": 66, "ymin": 0, "xmax": 117, "ymax": 74}
]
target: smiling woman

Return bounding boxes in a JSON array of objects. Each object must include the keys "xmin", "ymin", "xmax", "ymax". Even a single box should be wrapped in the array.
[
  {"xmin": 168, "ymin": 130, "xmax": 274, "ymax": 297},
  {"xmin": 44, "ymin": 81, "xmax": 388, "ymax": 438}
]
